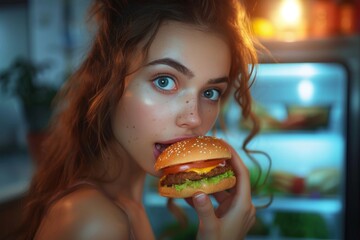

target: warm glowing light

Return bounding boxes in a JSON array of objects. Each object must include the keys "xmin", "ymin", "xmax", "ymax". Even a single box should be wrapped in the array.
[
  {"xmin": 298, "ymin": 79, "xmax": 314, "ymax": 102},
  {"xmin": 252, "ymin": 17, "xmax": 275, "ymax": 39},
  {"xmin": 270, "ymin": 0, "xmax": 306, "ymax": 41},
  {"xmin": 279, "ymin": 0, "xmax": 302, "ymax": 25}
]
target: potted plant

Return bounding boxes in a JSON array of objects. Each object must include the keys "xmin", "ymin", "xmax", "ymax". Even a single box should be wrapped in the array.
[{"xmin": 0, "ymin": 58, "xmax": 58, "ymax": 164}]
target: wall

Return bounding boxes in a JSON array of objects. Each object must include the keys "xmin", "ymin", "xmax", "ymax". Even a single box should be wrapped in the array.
[
  {"xmin": 0, "ymin": 5, "xmax": 29, "ymax": 149},
  {"xmin": 0, "ymin": 5, "xmax": 29, "ymax": 70},
  {"xmin": 0, "ymin": 0, "xmax": 92, "ymax": 150}
]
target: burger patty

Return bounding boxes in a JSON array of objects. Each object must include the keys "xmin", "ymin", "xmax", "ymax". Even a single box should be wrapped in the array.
[{"xmin": 161, "ymin": 163, "xmax": 233, "ymax": 186}]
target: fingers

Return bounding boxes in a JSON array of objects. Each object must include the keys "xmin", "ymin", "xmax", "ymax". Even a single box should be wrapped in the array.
[
  {"xmin": 192, "ymin": 192, "xmax": 218, "ymax": 233},
  {"xmin": 184, "ymin": 197, "xmax": 194, "ymax": 208},
  {"xmin": 244, "ymin": 204, "xmax": 257, "ymax": 234},
  {"xmin": 221, "ymin": 143, "xmax": 255, "ymax": 228},
  {"xmin": 249, "ymin": 205, "xmax": 257, "ymax": 228},
  {"xmin": 188, "ymin": 190, "xmax": 233, "ymax": 209},
  {"xmin": 213, "ymin": 191, "xmax": 232, "ymax": 218},
  {"xmin": 226, "ymin": 144, "xmax": 252, "ymax": 200},
  {"xmin": 212, "ymin": 191, "xmax": 230, "ymax": 204}
]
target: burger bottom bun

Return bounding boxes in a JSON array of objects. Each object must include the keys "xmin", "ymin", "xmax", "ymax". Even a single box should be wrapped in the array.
[{"xmin": 158, "ymin": 176, "xmax": 236, "ymax": 198}]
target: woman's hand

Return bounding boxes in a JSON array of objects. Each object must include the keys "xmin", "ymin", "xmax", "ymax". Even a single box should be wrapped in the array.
[{"xmin": 185, "ymin": 144, "xmax": 256, "ymax": 240}]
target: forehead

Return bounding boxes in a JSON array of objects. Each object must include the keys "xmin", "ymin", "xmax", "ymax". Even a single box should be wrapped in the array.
[{"xmin": 143, "ymin": 21, "xmax": 231, "ymax": 74}]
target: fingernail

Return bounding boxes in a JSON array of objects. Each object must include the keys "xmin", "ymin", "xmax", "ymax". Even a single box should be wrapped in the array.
[{"xmin": 194, "ymin": 193, "xmax": 207, "ymax": 206}]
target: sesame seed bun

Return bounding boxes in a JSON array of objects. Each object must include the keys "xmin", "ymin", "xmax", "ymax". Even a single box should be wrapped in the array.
[
  {"xmin": 155, "ymin": 136, "xmax": 231, "ymax": 171},
  {"xmin": 155, "ymin": 136, "xmax": 235, "ymax": 198},
  {"xmin": 159, "ymin": 176, "xmax": 236, "ymax": 198}
]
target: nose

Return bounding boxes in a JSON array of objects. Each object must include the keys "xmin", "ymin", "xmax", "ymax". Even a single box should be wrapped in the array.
[{"xmin": 176, "ymin": 97, "xmax": 202, "ymax": 129}]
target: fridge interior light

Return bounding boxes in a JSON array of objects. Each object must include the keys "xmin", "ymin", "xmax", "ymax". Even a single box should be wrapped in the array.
[{"xmin": 298, "ymin": 79, "xmax": 314, "ymax": 102}]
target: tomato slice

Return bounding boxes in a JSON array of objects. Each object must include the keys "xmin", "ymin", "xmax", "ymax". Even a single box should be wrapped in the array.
[{"xmin": 163, "ymin": 159, "xmax": 226, "ymax": 175}]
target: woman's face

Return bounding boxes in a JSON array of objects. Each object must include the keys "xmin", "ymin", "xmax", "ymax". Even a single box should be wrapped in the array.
[{"xmin": 112, "ymin": 21, "xmax": 231, "ymax": 177}]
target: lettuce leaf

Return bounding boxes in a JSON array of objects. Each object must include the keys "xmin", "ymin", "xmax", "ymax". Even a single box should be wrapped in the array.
[{"xmin": 174, "ymin": 170, "xmax": 235, "ymax": 191}]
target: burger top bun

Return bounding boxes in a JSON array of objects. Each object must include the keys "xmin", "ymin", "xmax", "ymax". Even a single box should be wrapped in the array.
[{"xmin": 155, "ymin": 136, "xmax": 231, "ymax": 171}]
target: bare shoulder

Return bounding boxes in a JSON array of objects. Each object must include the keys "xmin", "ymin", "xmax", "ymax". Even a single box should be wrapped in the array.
[{"xmin": 35, "ymin": 187, "xmax": 130, "ymax": 240}]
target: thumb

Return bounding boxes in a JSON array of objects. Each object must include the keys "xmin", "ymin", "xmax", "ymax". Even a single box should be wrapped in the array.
[{"xmin": 192, "ymin": 193, "xmax": 218, "ymax": 232}]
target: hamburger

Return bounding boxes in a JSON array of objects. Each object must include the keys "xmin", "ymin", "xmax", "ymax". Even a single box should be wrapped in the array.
[{"xmin": 155, "ymin": 136, "xmax": 236, "ymax": 198}]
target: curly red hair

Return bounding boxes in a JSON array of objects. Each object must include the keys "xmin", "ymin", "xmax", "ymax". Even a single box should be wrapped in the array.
[{"xmin": 17, "ymin": 1, "xmax": 263, "ymax": 239}]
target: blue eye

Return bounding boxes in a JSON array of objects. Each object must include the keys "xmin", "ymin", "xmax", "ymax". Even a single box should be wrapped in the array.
[
  {"xmin": 203, "ymin": 89, "xmax": 221, "ymax": 101},
  {"xmin": 153, "ymin": 76, "xmax": 176, "ymax": 91}
]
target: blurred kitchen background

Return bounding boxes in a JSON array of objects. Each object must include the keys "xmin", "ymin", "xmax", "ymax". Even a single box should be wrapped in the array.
[{"xmin": 0, "ymin": 0, "xmax": 359, "ymax": 239}]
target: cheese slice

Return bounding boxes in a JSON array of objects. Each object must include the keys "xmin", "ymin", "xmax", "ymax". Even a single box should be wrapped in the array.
[
  {"xmin": 185, "ymin": 165, "xmax": 217, "ymax": 175},
  {"xmin": 160, "ymin": 164, "xmax": 221, "ymax": 184}
]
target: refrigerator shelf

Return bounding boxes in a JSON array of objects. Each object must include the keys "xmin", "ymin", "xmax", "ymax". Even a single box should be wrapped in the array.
[{"xmin": 217, "ymin": 131, "xmax": 345, "ymax": 176}]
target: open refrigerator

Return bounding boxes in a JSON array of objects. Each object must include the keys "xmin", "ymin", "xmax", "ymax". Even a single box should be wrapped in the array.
[
  {"xmin": 143, "ymin": 36, "xmax": 360, "ymax": 240},
  {"xmin": 230, "ymin": 61, "xmax": 348, "ymax": 239},
  {"xmin": 224, "ymin": 36, "xmax": 360, "ymax": 239}
]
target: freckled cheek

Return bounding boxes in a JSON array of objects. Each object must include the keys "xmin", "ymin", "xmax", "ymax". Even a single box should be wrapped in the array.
[
  {"xmin": 202, "ymin": 106, "xmax": 219, "ymax": 129},
  {"xmin": 138, "ymin": 103, "xmax": 169, "ymax": 125},
  {"xmin": 118, "ymin": 95, "xmax": 175, "ymax": 135}
]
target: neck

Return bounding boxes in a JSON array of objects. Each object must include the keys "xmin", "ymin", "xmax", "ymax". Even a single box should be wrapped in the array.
[
  {"xmin": 105, "ymin": 169, "xmax": 147, "ymax": 204},
  {"xmin": 96, "ymin": 140, "xmax": 147, "ymax": 205}
]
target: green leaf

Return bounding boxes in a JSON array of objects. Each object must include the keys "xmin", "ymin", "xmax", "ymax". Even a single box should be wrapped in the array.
[{"xmin": 173, "ymin": 170, "xmax": 235, "ymax": 191}]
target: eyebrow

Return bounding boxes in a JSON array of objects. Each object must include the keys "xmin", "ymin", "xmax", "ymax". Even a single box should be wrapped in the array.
[
  {"xmin": 208, "ymin": 76, "xmax": 229, "ymax": 84},
  {"xmin": 145, "ymin": 58, "xmax": 194, "ymax": 78},
  {"xmin": 145, "ymin": 57, "xmax": 229, "ymax": 85}
]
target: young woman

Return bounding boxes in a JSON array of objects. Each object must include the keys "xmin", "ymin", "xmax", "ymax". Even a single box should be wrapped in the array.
[{"xmin": 18, "ymin": 0, "xmax": 262, "ymax": 239}]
